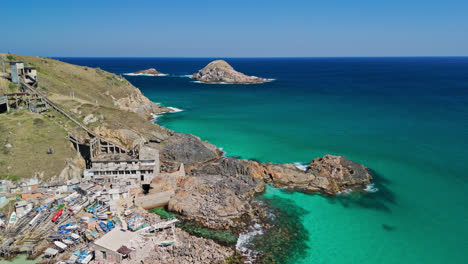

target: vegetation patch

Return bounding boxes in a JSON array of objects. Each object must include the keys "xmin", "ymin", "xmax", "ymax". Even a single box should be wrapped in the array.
[
  {"xmin": 149, "ymin": 207, "xmax": 238, "ymax": 246},
  {"xmin": 0, "ymin": 110, "xmax": 75, "ymax": 179},
  {"xmin": 8, "ymin": 82, "xmax": 17, "ymax": 91}
]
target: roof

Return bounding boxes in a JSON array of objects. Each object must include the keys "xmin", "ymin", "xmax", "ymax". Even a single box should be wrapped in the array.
[
  {"xmin": 44, "ymin": 247, "xmax": 59, "ymax": 256},
  {"xmin": 15, "ymin": 201, "xmax": 28, "ymax": 207},
  {"xmin": 109, "ymin": 189, "xmax": 120, "ymax": 195},
  {"xmin": 117, "ymin": 245, "xmax": 133, "ymax": 255},
  {"xmin": 93, "ymin": 228, "xmax": 138, "ymax": 253},
  {"xmin": 94, "ymin": 153, "xmax": 137, "ymax": 162},
  {"xmin": 54, "ymin": 241, "xmax": 67, "ymax": 250}
]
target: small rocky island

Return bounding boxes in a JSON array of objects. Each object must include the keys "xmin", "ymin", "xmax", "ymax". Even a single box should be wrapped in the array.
[
  {"xmin": 132, "ymin": 68, "xmax": 163, "ymax": 75},
  {"xmin": 192, "ymin": 60, "xmax": 270, "ymax": 84}
]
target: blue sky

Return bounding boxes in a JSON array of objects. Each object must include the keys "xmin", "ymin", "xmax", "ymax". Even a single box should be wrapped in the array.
[{"xmin": 3, "ymin": 0, "xmax": 468, "ymax": 57}]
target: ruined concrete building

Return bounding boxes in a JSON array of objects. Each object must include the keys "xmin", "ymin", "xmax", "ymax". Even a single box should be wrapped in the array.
[
  {"xmin": 9, "ymin": 61, "xmax": 37, "ymax": 86},
  {"xmin": 69, "ymin": 134, "xmax": 160, "ymax": 185}
]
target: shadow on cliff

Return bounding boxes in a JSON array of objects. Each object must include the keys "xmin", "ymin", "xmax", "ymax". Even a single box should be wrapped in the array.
[
  {"xmin": 326, "ymin": 169, "xmax": 396, "ymax": 213},
  {"xmin": 248, "ymin": 195, "xmax": 310, "ymax": 264}
]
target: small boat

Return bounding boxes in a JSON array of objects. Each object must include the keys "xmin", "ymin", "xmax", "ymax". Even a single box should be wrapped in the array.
[
  {"xmin": 99, "ymin": 221, "xmax": 109, "ymax": 232},
  {"xmin": 51, "ymin": 209, "xmax": 63, "ymax": 222},
  {"xmin": 107, "ymin": 220, "xmax": 115, "ymax": 230},
  {"xmin": 112, "ymin": 217, "xmax": 122, "ymax": 227},
  {"xmin": 96, "ymin": 213, "xmax": 108, "ymax": 220},
  {"xmin": 80, "ymin": 254, "xmax": 93, "ymax": 264},
  {"xmin": 158, "ymin": 241, "xmax": 174, "ymax": 247},
  {"xmin": 8, "ymin": 212, "xmax": 17, "ymax": 225}
]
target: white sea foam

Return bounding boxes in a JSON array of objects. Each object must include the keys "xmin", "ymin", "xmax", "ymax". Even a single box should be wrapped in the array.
[
  {"xmin": 236, "ymin": 220, "xmax": 263, "ymax": 263},
  {"xmin": 191, "ymin": 81, "xmax": 232, "ymax": 85},
  {"xmin": 150, "ymin": 107, "xmax": 183, "ymax": 122},
  {"xmin": 337, "ymin": 188, "xmax": 353, "ymax": 195},
  {"xmin": 365, "ymin": 183, "xmax": 379, "ymax": 193},
  {"xmin": 293, "ymin": 162, "xmax": 308, "ymax": 172},
  {"xmin": 192, "ymin": 78, "xmax": 275, "ymax": 85},
  {"xmin": 167, "ymin": 107, "xmax": 183, "ymax": 113},
  {"xmin": 150, "ymin": 113, "xmax": 161, "ymax": 121},
  {"xmin": 123, "ymin": 73, "xmax": 169, "ymax": 77}
]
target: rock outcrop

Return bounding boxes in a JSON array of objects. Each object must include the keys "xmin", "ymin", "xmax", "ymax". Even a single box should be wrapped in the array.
[
  {"xmin": 192, "ymin": 60, "xmax": 269, "ymax": 84},
  {"xmin": 133, "ymin": 68, "xmax": 162, "ymax": 75},
  {"xmin": 191, "ymin": 155, "xmax": 372, "ymax": 196},
  {"xmin": 168, "ymin": 174, "xmax": 264, "ymax": 229},
  {"xmin": 263, "ymin": 155, "xmax": 373, "ymax": 195},
  {"xmin": 135, "ymin": 228, "xmax": 234, "ymax": 264},
  {"xmin": 115, "ymin": 90, "xmax": 171, "ymax": 117},
  {"xmin": 161, "ymin": 133, "xmax": 222, "ymax": 165}
]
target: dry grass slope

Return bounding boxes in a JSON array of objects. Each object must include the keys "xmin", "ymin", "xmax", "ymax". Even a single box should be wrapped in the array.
[
  {"xmin": 0, "ymin": 110, "xmax": 76, "ymax": 179},
  {"xmin": 0, "ymin": 54, "xmax": 171, "ymax": 179}
]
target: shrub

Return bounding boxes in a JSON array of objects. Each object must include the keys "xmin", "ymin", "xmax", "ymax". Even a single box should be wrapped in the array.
[
  {"xmin": 8, "ymin": 82, "xmax": 17, "ymax": 90},
  {"xmin": 7, "ymin": 175, "xmax": 20, "ymax": 181}
]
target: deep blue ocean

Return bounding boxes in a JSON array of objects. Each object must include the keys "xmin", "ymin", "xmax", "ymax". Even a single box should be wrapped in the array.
[{"xmin": 58, "ymin": 57, "xmax": 468, "ymax": 264}]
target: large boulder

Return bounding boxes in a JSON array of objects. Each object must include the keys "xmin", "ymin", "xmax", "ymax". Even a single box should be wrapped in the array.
[
  {"xmin": 192, "ymin": 60, "xmax": 269, "ymax": 84},
  {"xmin": 161, "ymin": 133, "xmax": 222, "ymax": 166}
]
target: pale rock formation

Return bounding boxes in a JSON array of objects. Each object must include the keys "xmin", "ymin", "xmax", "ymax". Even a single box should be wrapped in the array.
[{"xmin": 192, "ymin": 60, "xmax": 269, "ymax": 84}]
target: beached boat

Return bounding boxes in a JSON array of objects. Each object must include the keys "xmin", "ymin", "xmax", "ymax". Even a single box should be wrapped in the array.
[
  {"xmin": 8, "ymin": 212, "xmax": 16, "ymax": 226},
  {"xmin": 99, "ymin": 221, "xmax": 109, "ymax": 232},
  {"xmin": 51, "ymin": 208, "xmax": 63, "ymax": 222},
  {"xmin": 158, "ymin": 241, "xmax": 174, "ymax": 247}
]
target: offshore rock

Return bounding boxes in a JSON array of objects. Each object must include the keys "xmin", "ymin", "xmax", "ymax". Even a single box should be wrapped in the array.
[
  {"xmin": 133, "ymin": 68, "xmax": 162, "ymax": 75},
  {"xmin": 264, "ymin": 155, "xmax": 373, "ymax": 195},
  {"xmin": 191, "ymin": 60, "xmax": 269, "ymax": 84}
]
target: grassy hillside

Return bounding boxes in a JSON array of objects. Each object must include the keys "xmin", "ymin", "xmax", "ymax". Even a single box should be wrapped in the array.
[
  {"xmin": 0, "ymin": 54, "xmax": 171, "ymax": 180},
  {"xmin": 0, "ymin": 110, "xmax": 77, "ymax": 180}
]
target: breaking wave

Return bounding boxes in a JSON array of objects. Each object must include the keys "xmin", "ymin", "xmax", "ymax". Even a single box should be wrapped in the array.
[
  {"xmin": 365, "ymin": 183, "xmax": 379, "ymax": 193},
  {"xmin": 123, "ymin": 73, "xmax": 169, "ymax": 77},
  {"xmin": 151, "ymin": 107, "xmax": 183, "ymax": 122},
  {"xmin": 236, "ymin": 221, "xmax": 263, "ymax": 263},
  {"xmin": 293, "ymin": 162, "xmax": 308, "ymax": 172},
  {"xmin": 167, "ymin": 107, "xmax": 183, "ymax": 113}
]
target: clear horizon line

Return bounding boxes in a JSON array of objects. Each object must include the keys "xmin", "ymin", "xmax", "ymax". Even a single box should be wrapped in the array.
[{"xmin": 50, "ymin": 55, "xmax": 468, "ymax": 59}]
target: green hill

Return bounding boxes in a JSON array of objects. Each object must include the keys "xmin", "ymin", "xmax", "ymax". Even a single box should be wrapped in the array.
[{"xmin": 0, "ymin": 54, "xmax": 171, "ymax": 180}]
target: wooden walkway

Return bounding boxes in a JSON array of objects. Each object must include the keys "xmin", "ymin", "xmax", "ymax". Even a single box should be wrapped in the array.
[{"xmin": 19, "ymin": 80, "xmax": 129, "ymax": 152}]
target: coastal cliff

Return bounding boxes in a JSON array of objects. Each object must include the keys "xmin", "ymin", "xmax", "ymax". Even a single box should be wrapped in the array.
[{"xmin": 192, "ymin": 60, "xmax": 269, "ymax": 84}]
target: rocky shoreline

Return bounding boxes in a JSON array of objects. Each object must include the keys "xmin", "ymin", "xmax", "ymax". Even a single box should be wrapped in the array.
[
  {"xmin": 0, "ymin": 54, "xmax": 373, "ymax": 264},
  {"xmin": 149, "ymin": 115, "xmax": 373, "ymax": 262}
]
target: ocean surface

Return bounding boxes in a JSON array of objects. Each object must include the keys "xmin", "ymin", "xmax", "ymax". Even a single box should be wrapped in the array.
[{"xmin": 58, "ymin": 57, "xmax": 468, "ymax": 264}]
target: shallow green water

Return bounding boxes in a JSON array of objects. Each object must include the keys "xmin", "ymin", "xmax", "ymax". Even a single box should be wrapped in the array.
[{"xmin": 0, "ymin": 255, "xmax": 37, "ymax": 264}]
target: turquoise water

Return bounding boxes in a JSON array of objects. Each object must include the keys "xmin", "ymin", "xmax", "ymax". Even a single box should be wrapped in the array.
[
  {"xmin": 59, "ymin": 58, "xmax": 468, "ymax": 263},
  {"xmin": 0, "ymin": 255, "xmax": 37, "ymax": 264}
]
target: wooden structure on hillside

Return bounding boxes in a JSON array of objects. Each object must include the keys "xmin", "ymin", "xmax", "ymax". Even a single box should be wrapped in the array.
[
  {"xmin": 0, "ymin": 96, "xmax": 8, "ymax": 113},
  {"xmin": 9, "ymin": 61, "xmax": 37, "ymax": 87},
  {"xmin": 0, "ymin": 92, "xmax": 47, "ymax": 113}
]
